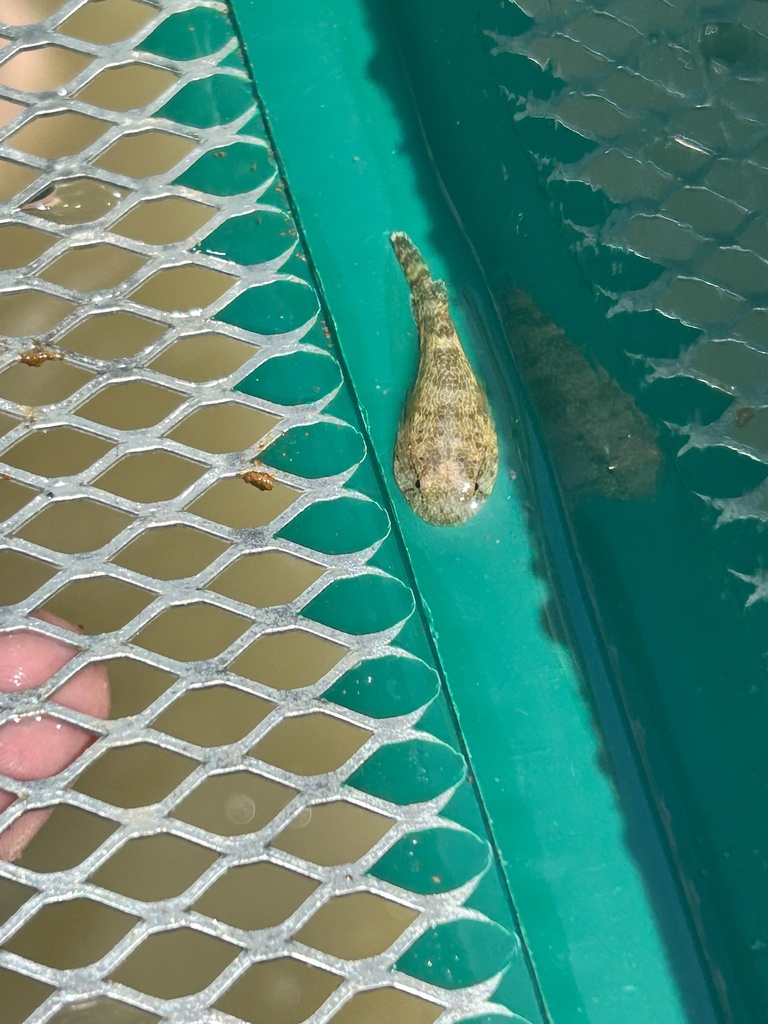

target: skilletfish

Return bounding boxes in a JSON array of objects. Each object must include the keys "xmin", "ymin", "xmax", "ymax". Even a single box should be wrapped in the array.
[{"xmin": 391, "ymin": 232, "xmax": 498, "ymax": 525}]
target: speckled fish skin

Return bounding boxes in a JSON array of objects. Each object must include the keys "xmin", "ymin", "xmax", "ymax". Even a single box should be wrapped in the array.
[{"xmin": 391, "ymin": 232, "xmax": 498, "ymax": 526}]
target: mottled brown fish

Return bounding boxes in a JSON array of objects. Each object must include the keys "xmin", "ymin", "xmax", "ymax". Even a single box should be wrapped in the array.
[
  {"xmin": 391, "ymin": 232, "xmax": 498, "ymax": 525},
  {"xmin": 500, "ymin": 286, "xmax": 663, "ymax": 501}
]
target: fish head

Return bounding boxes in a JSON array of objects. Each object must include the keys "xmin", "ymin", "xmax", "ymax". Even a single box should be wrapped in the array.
[{"xmin": 395, "ymin": 452, "xmax": 498, "ymax": 526}]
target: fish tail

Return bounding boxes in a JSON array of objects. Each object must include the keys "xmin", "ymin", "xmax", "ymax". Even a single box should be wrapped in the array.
[{"xmin": 391, "ymin": 232, "xmax": 434, "ymax": 295}]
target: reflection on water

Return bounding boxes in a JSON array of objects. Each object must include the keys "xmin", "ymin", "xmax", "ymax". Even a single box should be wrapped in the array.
[
  {"xmin": 500, "ymin": 285, "xmax": 663, "ymax": 502},
  {"xmin": 483, "ymin": 2, "xmax": 768, "ymax": 1017},
  {"xmin": 21, "ymin": 179, "xmax": 128, "ymax": 225}
]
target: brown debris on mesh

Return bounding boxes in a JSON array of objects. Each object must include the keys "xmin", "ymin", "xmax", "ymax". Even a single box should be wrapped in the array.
[
  {"xmin": 19, "ymin": 347, "xmax": 64, "ymax": 367},
  {"xmin": 240, "ymin": 466, "xmax": 275, "ymax": 491}
]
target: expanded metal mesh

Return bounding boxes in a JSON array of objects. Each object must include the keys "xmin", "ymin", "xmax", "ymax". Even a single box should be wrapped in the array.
[{"xmin": 0, "ymin": 3, "xmax": 520, "ymax": 1022}]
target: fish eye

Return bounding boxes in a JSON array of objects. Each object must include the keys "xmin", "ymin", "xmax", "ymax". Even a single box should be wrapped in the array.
[
  {"xmin": 415, "ymin": 479, "xmax": 421, "ymax": 489},
  {"xmin": 474, "ymin": 482, "xmax": 479, "ymax": 492}
]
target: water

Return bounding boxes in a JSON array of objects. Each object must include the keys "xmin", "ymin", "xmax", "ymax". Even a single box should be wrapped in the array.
[
  {"xmin": 378, "ymin": 0, "xmax": 768, "ymax": 1019},
  {"xmin": 21, "ymin": 180, "xmax": 129, "ymax": 225}
]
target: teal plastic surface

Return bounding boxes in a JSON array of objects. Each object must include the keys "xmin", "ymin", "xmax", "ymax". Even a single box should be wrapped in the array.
[
  {"xmin": 301, "ymin": 573, "xmax": 415, "ymax": 634},
  {"xmin": 158, "ymin": 75, "xmax": 253, "ymax": 128},
  {"xmin": 258, "ymin": 421, "xmax": 364, "ymax": 478},
  {"xmin": 396, "ymin": 919, "xmax": 519, "ymax": 989},
  {"xmin": 240, "ymin": 351, "xmax": 341, "ymax": 406},
  {"xmin": 176, "ymin": 142, "xmax": 273, "ymax": 195},
  {"xmin": 234, "ymin": 2, "xmax": 720, "ymax": 1022},
  {"xmin": 276, "ymin": 497, "xmax": 389, "ymax": 556},
  {"xmin": 324, "ymin": 654, "xmax": 439, "ymax": 716},
  {"xmin": 197, "ymin": 209, "xmax": 294, "ymax": 265},
  {"xmin": 369, "ymin": 827, "xmax": 490, "ymax": 895},
  {"xmin": 142, "ymin": 7, "xmax": 233, "ymax": 59}
]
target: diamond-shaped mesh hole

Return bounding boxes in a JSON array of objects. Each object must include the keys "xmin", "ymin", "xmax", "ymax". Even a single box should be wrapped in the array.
[
  {"xmin": 77, "ymin": 380, "xmax": 184, "ymax": 430},
  {"xmin": 271, "ymin": 801, "xmax": 394, "ymax": 867},
  {"xmin": 168, "ymin": 403, "xmax": 279, "ymax": 454},
  {"xmin": 0, "ymin": 289, "xmax": 75, "ymax": 335},
  {"xmin": 295, "ymin": 892, "xmax": 418, "ymax": 959},
  {"xmin": 213, "ymin": 957, "xmax": 342, "ymax": 1024},
  {"xmin": 3, "ymin": 898, "xmax": 138, "ymax": 969},
  {"xmin": 41, "ymin": 575, "xmax": 154, "ymax": 634},
  {"xmin": 150, "ymin": 332, "xmax": 256, "ymax": 382},
  {"xmin": 152, "ymin": 685, "xmax": 274, "ymax": 746},
  {"xmin": 173, "ymin": 770, "xmax": 297, "ymax": 836},
  {"xmin": 114, "ymin": 196, "xmax": 216, "ymax": 245},
  {"xmin": 3, "ymin": 426, "xmax": 112, "ymax": 477},
  {"xmin": 142, "ymin": 6, "xmax": 234, "ymax": 60},
  {"xmin": 0, "ymin": 158, "xmax": 38, "ymax": 201},
  {"xmin": 110, "ymin": 927, "xmax": 240, "ymax": 999},
  {"xmin": 0, "ymin": 46, "xmax": 93, "ymax": 91},
  {"xmin": 0, "ymin": 359, "xmax": 92, "ymax": 405},
  {"xmin": 96, "ymin": 449, "xmax": 205, "ymax": 503},
  {"xmin": 0, "ymin": 223, "xmax": 56, "ymax": 269},
  {"xmin": 208, "ymin": 550, "xmax": 325, "ymax": 607},
  {"xmin": 191, "ymin": 861, "xmax": 319, "ymax": 930},
  {"xmin": 0, "ymin": 877, "xmax": 34, "ymax": 926},
  {"xmin": 230, "ymin": 629, "xmax": 348, "ymax": 691},
  {"xmin": 331, "ymin": 988, "xmax": 441, "ymax": 1024},
  {"xmin": 251, "ymin": 713, "xmax": 371, "ymax": 776},
  {"xmin": 188, "ymin": 476, "xmax": 301, "ymax": 529},
  {"xmin": 112, "ymin": 524, "xmax": 228, "ymax": 580},
  {"xmin": 7, "ymin": 111, "xmax": 111, "ymax": 158},
  {"xmin": 73, "ymin": 743, "xmax": 198, "ymax": 808},
  {"xmin": 14, "ymin": 805, "xmax": 117, "ymax": 872},
  {"xmin": 103, "ymin": 657, "xmax": 175, "ymax": 719},
  {"xmin": 16, "ymin": 499, "xmax": 132, "ymax": 554},
  {"xmin": 0, "ymin": 479, "xmax": 33, "ymax": 521},
  {"xmin": 40, "ymin": 244, "xmax": 146, "ymax": 291},
  {"xmin": 130, "ymin": 264, "xmax": 237, "ymax": 312},
  {"xmin": 0, "ymin": 410, "xmax": 20, "ymax": 435},
  {"xmin": 76, "ymin": 64, "xmax": 178, "ymax": 112},
  {"xmin": 133, "ymin": 603, "xmax": 251, "ymax": 662},
  {"xmin": 0, "ymin": 966, "xmax": 54, "ymax": 1024},
  {"xmin": 59, "ymin": 0, "xmax": 156, "ymax": 44},
  {"xmin": 0, "ymin": 549, "xmax": 57, "ymax": 603},
  {"xmin": 89, "ymin": 834, "xmax": 218, "ymax": 901},
  {"xmin": 59, "ymin": 311, "xmax": 165, "ymax": 359},
  {"xmin": 93, "ymin": 129, "xmax": 197, "ymax": 178}
]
